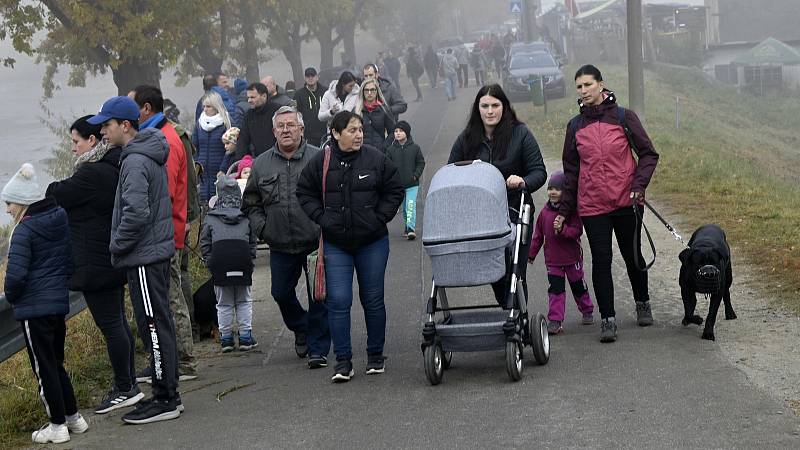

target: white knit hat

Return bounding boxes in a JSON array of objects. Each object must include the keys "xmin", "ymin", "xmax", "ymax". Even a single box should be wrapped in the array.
[{"xmin": 2, "ymin": 163, "xmax": 45, "ymax": 205}]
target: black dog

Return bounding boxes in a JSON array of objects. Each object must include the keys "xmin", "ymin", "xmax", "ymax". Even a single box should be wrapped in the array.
[
  {"xmin": 193, "ymin": 278, "xmax": 219, "ymax": 340},
  {"xmin": 678, "ymin": 224, "xmax": 736, "ymax": 340}
]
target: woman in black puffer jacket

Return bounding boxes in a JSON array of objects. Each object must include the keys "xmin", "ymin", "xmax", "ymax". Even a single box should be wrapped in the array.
[
  {"xmin": 297, "ymin": 110, "xmax": 404, "ymax": 383},
  {"xmin": 355, "ymin": 78, "xmax": 394, "ymax": 153}
]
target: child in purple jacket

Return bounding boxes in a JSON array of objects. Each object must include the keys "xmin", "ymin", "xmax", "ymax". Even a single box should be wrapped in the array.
[{"xmin": 528, "ymin": 171, "xmax": 594, "ymax": 334}]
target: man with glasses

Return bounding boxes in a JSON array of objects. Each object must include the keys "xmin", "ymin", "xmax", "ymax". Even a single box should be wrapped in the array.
[{"xmin": 241, "ymin": 106, "xmax": 331, "ymax": 368}]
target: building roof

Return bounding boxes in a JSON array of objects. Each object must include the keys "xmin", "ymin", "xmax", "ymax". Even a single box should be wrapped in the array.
[{"xmin": 731, "ymin": 37, "xmax": 800, "ymax": 65}]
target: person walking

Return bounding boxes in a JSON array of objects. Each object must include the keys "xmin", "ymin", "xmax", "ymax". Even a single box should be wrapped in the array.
[
  {"xmin": 200, "ymin": 175, "xmax": 258, "ymax": 352},
  {"xmin": 471, "ymin": 46, "xmax": 488, "ymax": 87},
  {"xmin": 383, "ymin": 51, "xmax": 402, "ymax": 96},
  {"xmin": 440, "ymin": 48, "xmax": 460, "ymax": 101},
  {"xmin": 297, "ymin": 111, "xmax": 404, "ymax": 382},
  {"xmin": 423, "ymin": 45, "xmax": 439, "ymax": 89},
  {"xmin": 448, "ymin": 84, "xmax": 547, "ymax": 306},
  {"xmin": 527, "ymin": 171, "xmax": 594, "ymax": 335},
  {"xmin": 4, "ymin": 163, "xmax": 90, "ymax": 444},
  {"xmin": 88, "ymin": 96, "xmax": 181, "ymax": 424},
  {"xmin": 355, "ymin": 78, "xmax": 395, "ymax": 154},
  {"xmin": 363, "ymin": 63, "xmax": 407, "ymax": 121},
  {"xmin": 455, "ymin": 45, "xmax": 470, "ymax": 88},
  {"xmin": 318, "ymin": 71, "xmax": 360, "ymax": 131},
  {"xmin": 236, "ymin": 82, "xmax": 282, "ymax": 160},
  {"xmin": 193, "ymin": 91, "xmax": 233, "ymax": 202},
  {"xmin": 405, "ymin": 46, "xmax": 425, "ymax": 102},
  {"xmin": 295, "ymin": 67, "xmax": 328, "ymax": 146},
  {"xmin": 385, "ymin": 121, "xmax": 425, "ymax": 240},
  {"xmin": 556, "ymin": 65, "xmax": 659, "ymax": 343},
  {"xmin": 241, "ymin": 106, "xmax": 332, "ymax": 368},
  {"xmin": 45, "ymin": 116, "xmax": 140, "ymax": 415}
]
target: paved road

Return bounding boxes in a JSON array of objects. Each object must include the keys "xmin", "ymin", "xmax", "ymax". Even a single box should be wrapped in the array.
[{"xmin": 69, "ymin": 84, "xmax": 800, "ymax": 449}]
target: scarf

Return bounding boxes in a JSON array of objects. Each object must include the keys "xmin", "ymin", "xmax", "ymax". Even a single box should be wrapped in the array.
[
  {"xmin": 198, "ymin": 112, "xmax": 225, "ymax": 131},
  {"xmin": 140, "ymin": 111, "xmax": 165, "ymax": 130},
  {"xmin": 74, "ymin": 140, "xmax": 111, "ymax": 169},
  {"xmin": 363, "ymin": 100, "xmax": 382, "ymax": 113}
]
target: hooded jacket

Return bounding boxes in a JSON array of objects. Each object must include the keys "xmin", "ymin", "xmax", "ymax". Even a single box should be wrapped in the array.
[
  {"xmin": 385, "ymin": 138, "xmax": 425, "ymax": 188},
  {"xmin": 4, "ymin": 198, "xmax": 72, "ymax": 320},
  {"xmin": 46, "ymin": 146, "xmax": 126, "ymax": 292},
  {"xmin": 153, "ymin": 118, "xmax": 187, "ymax": 249},
  {"xmin": 236, "ymin": 100, "xmax": 282, "ymax": 160},
  {"xmin": 529, "ymin": 201, "xmax": 585, "ymax": 267},
  {"xmin": 319, "ymin": 79, "xmax": 361, "ymax": 124},
  {"xmin": 241, "ymin": 141, "xmax": 321, "ymax": 254},
  {"xmin": 559, "ymin": 91, "xmax": 659, "ymax": 219},
  {"xmin": 110, "ymin": 128, "xmax": 176, "ymax": 268},
  {"xmin": 295, "ymin": 83, "xmax": 328, "ymax": 146},
  {"xmin": 377, "ymin": 76, "xmax": 407, "ymax": 121},
  {"xmin": 297, "ymin": 142, "xmax": 404, "ymax": 251},
  {"xmin": 200, "ymin": 207, "xmax": 256, "ymax": 286}
]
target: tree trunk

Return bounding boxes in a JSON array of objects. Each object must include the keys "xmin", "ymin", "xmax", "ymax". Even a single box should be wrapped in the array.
[
  {"xmin": 340, "ymin": 22, "xmax": 357, "ymax": 67},
  {"xmin": 282, "ymin": 36, "xmax": 305, "ymax": 88},
  {"xmin": 240, "ymin": 1, "xmax": 260, "ymax": 80},
  {"xmin": 113, "ymin": 58, "xmax": 161, "ymax": 95},
  {"xmin": 318, "ymin": 28, "xmax": 337, "ymax": 70}
]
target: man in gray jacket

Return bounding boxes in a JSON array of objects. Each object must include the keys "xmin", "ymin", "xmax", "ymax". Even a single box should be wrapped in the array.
[
  {"xmin": 90, "ymin": 96, "xmax": 181, "ymax": 425},
  {"xmin": 241, "ymin": 105, "xmax": 330, "ymax": 369}
]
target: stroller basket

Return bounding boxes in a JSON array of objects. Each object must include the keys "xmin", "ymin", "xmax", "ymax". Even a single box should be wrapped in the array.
[{"xmin": 438, "ymin": 311, "xmax": 509, "ymax": 352}]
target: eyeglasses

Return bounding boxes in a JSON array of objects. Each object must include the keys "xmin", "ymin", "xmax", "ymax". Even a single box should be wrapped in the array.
[
  {"xmin": 275, "ymin": 123, "xmax": 299, "ymax": 131},
  {"xmin": 363, "ymin": 88, "xmax": 378, "ymax": 93}
]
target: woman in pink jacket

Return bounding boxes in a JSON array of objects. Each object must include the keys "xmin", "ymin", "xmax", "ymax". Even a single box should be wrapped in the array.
[{"xmin": 555, "ymin": 65, "xmax": 659, "ymax": 343}]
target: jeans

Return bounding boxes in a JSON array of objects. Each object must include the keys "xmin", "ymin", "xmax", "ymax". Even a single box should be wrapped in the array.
[
  {"xmin": 459, "ymin": 64, "xmax": 469, "ymax": 87},
  {"xmin": 474, "ymin": 70, "xmax": 486, "ymax": 86},
  {"xmin": 443, "ymin": 73, "xmax": 457, "ymax": 100},
  {"xmin": 426, "ymin": 68, "xmax": 437, "ymax": 88},
  {"xmin": 213, "ymin": 285, "xmax": 252, "ymax": 336},
  {"xmin": 581, "ymin": 207, "xmax": 650, "ymax": 319},
  {"xmin": 410, "ymin": 75, "xmax": 422, "ymax": 100},
  {"xmin": 269, "ymin": 250, "xmax": 330, "ymax": 356},
  {"xmin": 402, "ymin": 186, "xmax": 419, "ymax": 232},
  {"xmin": 324, "ymin": 235, "xmax": 389, "ymax": 360},
  {"xmin": 84, "ymin": 286, "xmax": 136, "ymax": 391},
  {"xmin": 491, "ymin": 206, "xmax": 533, "ymax": 307}
]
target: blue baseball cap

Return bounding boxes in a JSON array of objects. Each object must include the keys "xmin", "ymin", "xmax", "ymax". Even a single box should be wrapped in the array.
[{"xmin": 87, "ymin": 96, "xmax": 140, "ymax": 125}]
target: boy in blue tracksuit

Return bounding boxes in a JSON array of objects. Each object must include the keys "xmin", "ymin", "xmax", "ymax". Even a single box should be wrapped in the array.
[
  {"xmin": 3, "ymin": 163, "xmax": 89, "ymax": 444},
  {"xmin": 385, "ymin": 121, "xmax": 425, "ymax": 240}
]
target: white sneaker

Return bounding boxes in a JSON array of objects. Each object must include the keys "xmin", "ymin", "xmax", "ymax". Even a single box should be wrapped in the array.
[
  {"xmin": 66, "ymin": 413, "xmax": 89, "ymax": 434},
  {"xmin": 32, "ymin": 423, "xmax": 70, "ymax": 444}
]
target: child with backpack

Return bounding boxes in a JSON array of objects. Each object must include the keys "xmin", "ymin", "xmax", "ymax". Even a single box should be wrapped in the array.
[
  {"xmin": 3, "ymin": 163, "xmax": 89, "ymax": 444},
  {"xmin": 385, "ymin": 121, "xmax": 425, "ymax": 240},
  {"xmin": 528, "ymin": 171, "xmax": 594, "ymax": 334},
  {"xmin": 199, "ymin": 175, "xmax": 258, "ymax": 352}
]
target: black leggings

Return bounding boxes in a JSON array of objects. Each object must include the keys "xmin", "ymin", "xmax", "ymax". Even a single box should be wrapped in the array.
[
  {"xmin": 84, "ymin": 286, "xmax": 136, "ymax": 391},
  {"xmin": 581, "ymin": 207, "xmax": 650, "ymax": 319}
]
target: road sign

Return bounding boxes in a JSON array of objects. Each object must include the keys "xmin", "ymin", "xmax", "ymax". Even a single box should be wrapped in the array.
[{"xmin": 509, "ymin": 1, "xmax": 522, "ymax": 14}]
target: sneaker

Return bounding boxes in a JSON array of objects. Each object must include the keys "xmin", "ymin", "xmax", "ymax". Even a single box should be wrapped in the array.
[
  {"xmin": 176, "ymin": 395, "xmax": 185, "ymax": 412},
  {"xmin": 547, "ymin": 320, "xmax": 563, "ymax": 335},
  {"xmin": 366, "ymin": 354, "xmax": 386, "ymax": 374},
  {"xmin": 221, "ymin": 335, "xmax": 235, "ymax": 353},
  {"xmin": 238, "ymin": 333, "xmax": 259, "ymax": 351},
  {"xmin": 122, "ymin": 397, "xmax": 180, "ymax": 424},
  {"xmin": 32, "ymin": 423, "xmax": 69, "ymax": 444},
  {"xmin": 65, "ymin": 413, "xmax": 89, "ymax": 434},
  {"xmin": 95, "ymin": 385, "xmax": 145, "ymax": 414},
  {"xmin": 135, "ymin": 366, "xmax": 153, "ymax": 384},
  {"xmin": 407, "ymin": 231, "xmax": 416, "ymax": 241},
  {"xmin": 308, "ymin": 355, "xmax": 328, "ymax": 369},
  {"xmin": 636, "ymin": 301, "xmax": 654, "ymax": 326},
  {"xmin": 331, "ymin": 359, "xmax": 354, "ymax": 382},
  {"xmin": 600, "ymin": 317, "xmax": 617, "ymax": 343},
  {"xmin": 294, "ymin": 332, "xmax": 308, "ymax": 358},
  {"xmin": 582, "ymin": 313, "xmax": 595, "ymax": 325}
]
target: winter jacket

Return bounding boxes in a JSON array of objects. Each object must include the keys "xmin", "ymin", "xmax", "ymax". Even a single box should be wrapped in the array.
[
  {"xmin": 192, "ymin": 121, "xmax": 230, "ymax": 201},
  {"xmin": 385, "ymin": 139, "xmax": 425, "ymax": 188},
  {"xmin": 110, "ymin": 128, "xmax": 176, "ymax": 268},
  {"xmin": 440, "ymin": 53, "xmax": 459, "ymax": 76},
  {"xmin": 45, "ymin": 146, "xmax": 126, "ymax": 292},
  {"xmin": 455, "ymin": 46, "xmax": 470, "ymax": 65},
  {"xmin": 4, "ymin": 198, "xmax": 72, "ymax": 320},
  {"xmin": 384, "ymin": 56, "xmax": 401, "ymax": 86},
  {"xmin": 470, "ymin": 49, "xmax": 488, "ymax": 71},
  {"xmin": 156, "ymin": 119, "xmax": 188, "ymax": 249},
  {"xmin": 406, "ymin": 52, "xmax": 424, "ymax": 78},
  {"xmin": 233, "ymin": 90, "xmax": 251, "ymax": 129},
  {"xmin": 296, "ymin": 142, "xmax": 404, "ymax": 252},
  {"xmin": 200, "ymin": 207, "xmax": 256, "ymax": 286},
  {"xmin": 195, "ymin": 86, "xmax": 237, "ymax": 122},
  {"xmin": 448, "ymin": 122, "xmax": 548, "ymax": 207},
  {"xmin": 424, "ymin": 48, "xmax": 439, "ymax": 72},
  {"xmin": 318, "ymin": 79, "xmax": 361, "ymax": 124},
  {"xmin": 270, "ymin": 86, "xmax": 293, "ymax": 107},
  {"xmin": 236, "ymin": 101, "xmax": 282, "ymax": 160},
  {"xmin": 360, "ymin": 104, "xmax": 394, "ymax": 153},
  {"xmin": 241, "ymin": 141, "xmax": 321, "ymax": 254},
  {"xmin": 295, "ymin": 83, "xmax": 328, "ymax": 146},
  {"xmin": 171, "ymin": 121, "xmax": 201, "ymax": 223},
  {"xmin": 529, "ymin": 201, "xmax": 585, "ymax": 267},
  {"xmin": 560, "ymin": 91, "xmax": 659, "ymax": 219},
  {"xmin": 377, "ymin": 77, "xmax": 407, "ymax": 121}
]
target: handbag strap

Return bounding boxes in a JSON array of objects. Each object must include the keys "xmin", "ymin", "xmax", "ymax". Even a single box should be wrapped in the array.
[{"xmin": 322, "ymin": 146, "xmax": 331, "ymax": 204}]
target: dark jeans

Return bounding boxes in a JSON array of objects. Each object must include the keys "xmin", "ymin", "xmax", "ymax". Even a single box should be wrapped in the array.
[
  {"xmin": 426, "ymin": 68, "xmax": 437, "ymax": 88},
  {"xmin": 84, "ymin": 286, "xmax": 136, "ymax": 391},
  {"xmin": 21, "ymin": 316, "xmax": 78, "ymax": 425},
  {"xmin": 581, "ymin": 207, "xmax": 650, "ymax": 319},
  {"xmin": 269, "ymin": 250, "xmax": 330, "ymax": 356},
  {"xmin": 458, "ymin": 64, "xmax": 469, "ymax": 87},
  {"xmin": 128, "ymin": 261, "xmax": 179, "ymax": 400},
  {"xmin": 410, "ymin": 75, "xmax": 422, "ymax": 100},
  {"xmin": 474, "ymin": 69, "xmax": 486, "ymax": 86},
  {"xmin": 324, "ymin": 235, "xmax": 389, "ymax": 360}
]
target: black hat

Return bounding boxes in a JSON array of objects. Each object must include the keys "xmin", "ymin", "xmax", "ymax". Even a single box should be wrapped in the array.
[
  {"xmin": 304, "ymin": 67, "xmax": 318, "ymax": 77},
  {"xmin": 394, "ymin": 120, "xmax": 412, "ymax": 139}
]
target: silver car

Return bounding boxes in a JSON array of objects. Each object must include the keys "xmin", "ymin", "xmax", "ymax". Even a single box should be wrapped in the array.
[{"xmin": 502, "ymin": 51, "xmax": 566, "ymax": 101}]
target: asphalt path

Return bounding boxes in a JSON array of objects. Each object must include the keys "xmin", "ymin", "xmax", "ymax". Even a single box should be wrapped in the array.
[{"xmin": 68, "ymin": 83, "xmax": 800, "ymax": 449}]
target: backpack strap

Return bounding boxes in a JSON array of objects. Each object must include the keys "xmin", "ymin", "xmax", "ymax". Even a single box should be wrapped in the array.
[{"xmin": 617, "ymin": 106, "xmax": 638, "ymax": 154}]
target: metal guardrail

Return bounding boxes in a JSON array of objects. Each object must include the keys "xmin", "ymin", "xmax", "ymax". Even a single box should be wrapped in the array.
[{"xmin": 0, "ymin": 292, "xmax": 86, "ymax": 364}]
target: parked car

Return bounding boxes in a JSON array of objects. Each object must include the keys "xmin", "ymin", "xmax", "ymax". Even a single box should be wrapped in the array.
[
  {"xmin": 502, "ymin": 51, "xmax": 567, "ymax": 101},
  {"xmin": 508, "ymin": 41, "xmax": 553, "ymax": 61}
]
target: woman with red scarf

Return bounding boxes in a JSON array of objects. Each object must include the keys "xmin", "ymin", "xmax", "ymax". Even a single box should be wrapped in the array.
[{"xmin": 355, "ymin": 78, "xmax": 395, "ymax": 153}]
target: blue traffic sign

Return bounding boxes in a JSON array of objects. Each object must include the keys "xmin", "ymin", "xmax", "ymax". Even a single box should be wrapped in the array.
[{"xmin": 509, "ymin": 1, "xmax": 522, "ymax": 14}]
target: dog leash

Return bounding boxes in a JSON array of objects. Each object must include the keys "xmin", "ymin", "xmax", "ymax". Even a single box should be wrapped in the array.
[{"xmin": 632, "ymin": 199, "xmax": 689, "ymax": 271}]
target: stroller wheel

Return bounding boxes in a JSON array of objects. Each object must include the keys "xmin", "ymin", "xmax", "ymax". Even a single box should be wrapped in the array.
[
  {"xmin": 442, "ymin": 351, "xmax": 453, "ymax": 370},
  {"xmin": 424, "ymin": 344, "xmax": 444, "ymax": 385},
  {"xmin": 505, "ymin": 341, "xmax": 523, "ymax": 381},
  {"xmin": 531, "ymin": 313, "xmax": 550, "ymax": 365}
]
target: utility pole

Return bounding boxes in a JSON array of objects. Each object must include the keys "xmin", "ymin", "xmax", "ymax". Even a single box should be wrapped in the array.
[
  {"xmin": 522, "ymin": 0, "xmax": 539, "ymax": 41},
  {"xmin": 627, "ymin": 0, "xmax": 645, "ymax": 118}
]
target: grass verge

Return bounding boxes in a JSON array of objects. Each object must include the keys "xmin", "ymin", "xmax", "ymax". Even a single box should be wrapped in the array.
[{"xmin": 517, "ymin": 64, "xmax": 800, "ymax": 314}]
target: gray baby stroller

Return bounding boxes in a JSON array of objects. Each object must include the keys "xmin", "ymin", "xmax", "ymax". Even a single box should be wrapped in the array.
[{"xmin": 421, "ymin": 160, "xmax": 549, "ymax": 384}]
